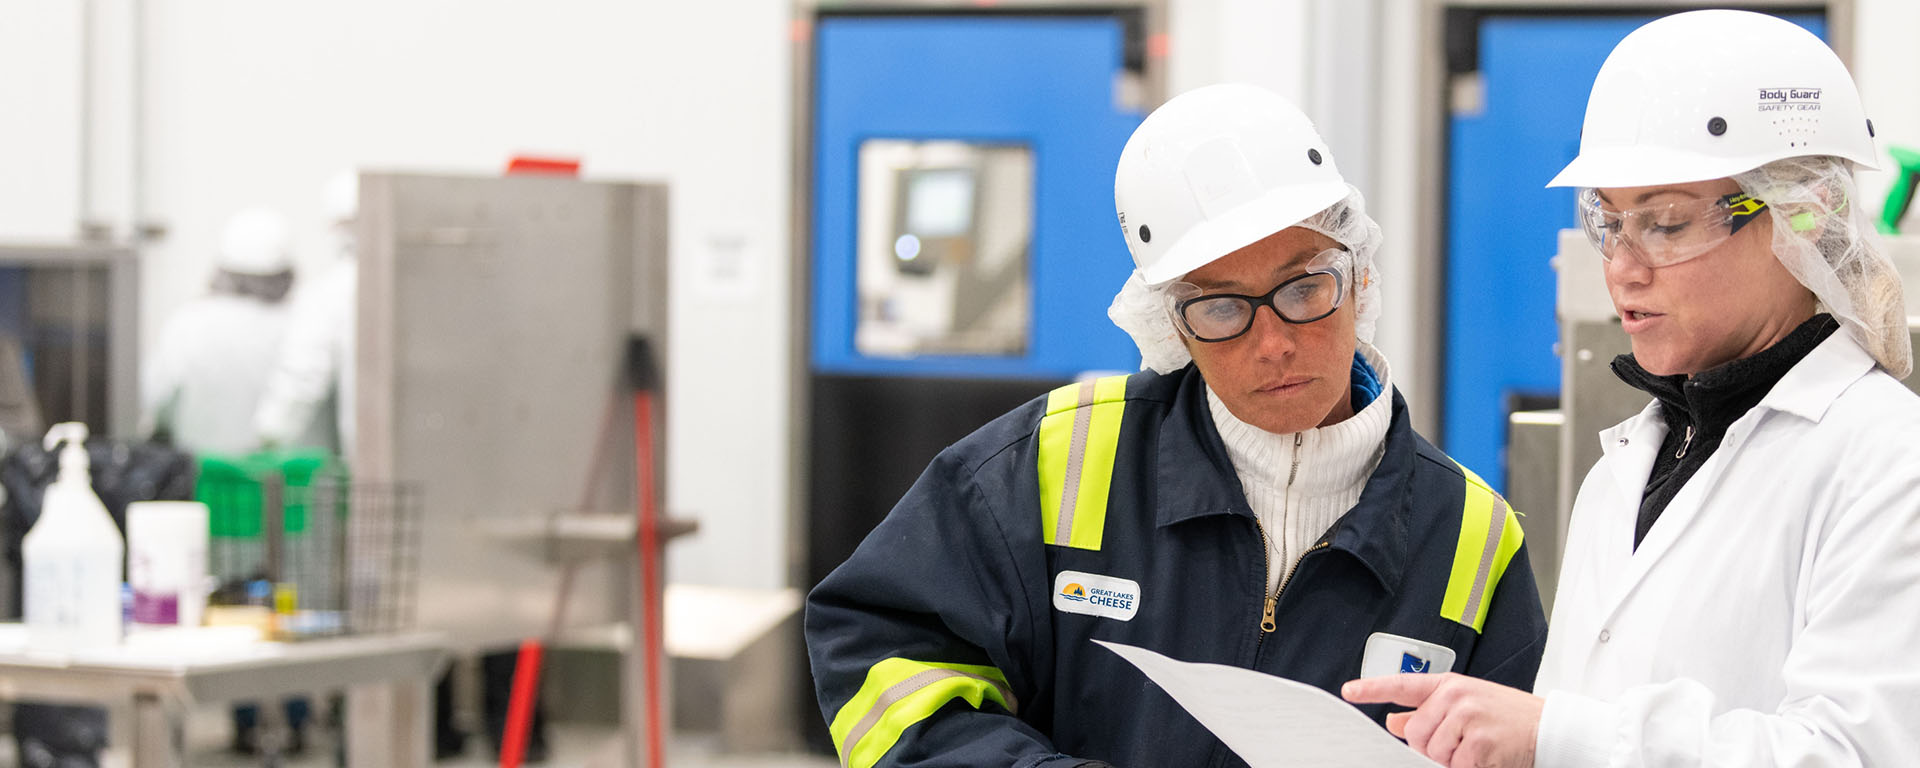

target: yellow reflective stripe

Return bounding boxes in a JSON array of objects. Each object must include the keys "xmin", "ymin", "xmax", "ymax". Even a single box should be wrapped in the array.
[
  {"xmin": 1441, "ymin": 464, "xmax": 1526, "ymax": 632},
  {"xmin": 828, "ymin": 659, "xmax": 1015, "ymax": 768},
  {"xmin": 1037, "ymin": 375, "xmax": 1129, "ymax": 550}
]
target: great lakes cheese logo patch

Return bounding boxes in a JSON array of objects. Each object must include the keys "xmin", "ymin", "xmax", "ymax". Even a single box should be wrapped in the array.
[{"xmin": 1052, "ymin": 570, "xmax": 1140, "ymax": 621}]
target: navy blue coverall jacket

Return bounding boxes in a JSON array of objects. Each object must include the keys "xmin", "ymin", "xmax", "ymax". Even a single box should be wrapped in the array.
[{"xmin": 807, "ymin": 365, "xmax": 1548, "ymax": 768}]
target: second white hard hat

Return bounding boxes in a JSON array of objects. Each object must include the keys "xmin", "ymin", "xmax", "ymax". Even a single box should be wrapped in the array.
[
  {"xmin": 1548, "ymin": 9, "xmax": 1878, "ymax": 189},
  {"xmin": 1114, "ymin": 83, "xmax": 1349, "ymax": 285}
]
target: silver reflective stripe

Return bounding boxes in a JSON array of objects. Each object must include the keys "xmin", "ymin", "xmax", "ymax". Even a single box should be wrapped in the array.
[
  {"xmin": 838, "ymin": 668, "xmax": 1019, "ymax": 768},
  {"xmin": 1053, "ymin": 379, "xmax": 1097, "ymax": 548},
  {"xmin": 1461, "ymin": 495, "xmax": 1508, "ymax": 625}
]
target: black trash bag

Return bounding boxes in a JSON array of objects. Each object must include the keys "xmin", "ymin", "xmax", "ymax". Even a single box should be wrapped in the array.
[
  {"xmin": 1, "ymin": 437, "xmax": 197, "ymax": 613},
  {"xmin": 0, "ymin": 436, "xmax": 196, "ymax": 768}
]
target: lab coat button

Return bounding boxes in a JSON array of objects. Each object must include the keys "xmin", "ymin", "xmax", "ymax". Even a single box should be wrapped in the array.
[
  {"xmin": 1599, "ymin": 629, "xmax": 1611, "ymax": 643},
  {"xmin": 1617, "ymin": 438, "xmax": 1629, "ymax": 446}
]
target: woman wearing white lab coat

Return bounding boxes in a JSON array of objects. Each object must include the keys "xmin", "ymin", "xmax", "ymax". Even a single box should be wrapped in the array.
[{"xmin": 1341, "ymin": 10, "xmax": 1920, "ymax": 767}]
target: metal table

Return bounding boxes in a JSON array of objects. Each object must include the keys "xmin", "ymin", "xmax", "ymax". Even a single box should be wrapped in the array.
[{"xmin": 0, "ymin": 625, "xmax": 446, "ymax": 767}]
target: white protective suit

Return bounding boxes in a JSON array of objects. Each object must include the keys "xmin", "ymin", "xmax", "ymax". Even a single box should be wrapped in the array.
[
  {"xmin": 1534, "ymin": 330, "xmax": 1920, "ymax": 766},
  {"xmin": 142, "ymin": 207, "xmax": 309, "ymax": 455},
  {"xmin": 141, "ymin": 294, "xmax": 292, "ymax": 455}
]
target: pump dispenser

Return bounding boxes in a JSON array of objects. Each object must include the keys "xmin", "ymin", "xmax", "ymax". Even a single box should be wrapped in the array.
[{"xmin": 23, "ymin": 422, "xmax": 125, "ymax": 651}]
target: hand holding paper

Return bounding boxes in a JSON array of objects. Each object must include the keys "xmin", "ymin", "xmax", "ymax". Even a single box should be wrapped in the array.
[
  {"xmin": 1341, "ymin": 673, "xmax": 1541, "ymax": 768},
  {"xmin": 1094, "ymin": 640, "xmax": 1438, "ymax": 768}
]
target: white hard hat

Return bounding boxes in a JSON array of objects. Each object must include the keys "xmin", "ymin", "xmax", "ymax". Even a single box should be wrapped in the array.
[
  {"xmin": 217, "ymin": 207, "xmax": 292, "ymax": 275},
  {"xmin": 1115, "ymin": 83, "xmax": 1349, "ymax": 285},
  {"xmin": 1548, "ymin": 9, "xmax": 1878, "ymax": 189}
]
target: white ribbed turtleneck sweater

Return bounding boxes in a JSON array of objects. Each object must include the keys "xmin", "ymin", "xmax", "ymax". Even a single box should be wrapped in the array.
[{"xmin": 1206, "ymin": 344, "xmax": 1393, "ymax": 596}]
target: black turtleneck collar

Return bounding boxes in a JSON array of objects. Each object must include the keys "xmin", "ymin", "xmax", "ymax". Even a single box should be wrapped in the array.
[{"xmin": 1608, "ymin": 313, "xmax": 1839, "ymax": 549}]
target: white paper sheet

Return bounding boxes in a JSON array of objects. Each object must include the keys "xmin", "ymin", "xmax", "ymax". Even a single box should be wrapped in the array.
[{"xmin": 1094, "ymin": 640, "xmax": 1437, "ymax": 768}]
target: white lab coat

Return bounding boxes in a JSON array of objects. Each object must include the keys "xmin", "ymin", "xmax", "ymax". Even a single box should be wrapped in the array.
[
  {"xmin": 1534, "ymin": 332, "xmax": 1920, "ymax": 767},
  {"xmin": 142, "ymin": 293, "xmax": 292, "ymax": 455}
]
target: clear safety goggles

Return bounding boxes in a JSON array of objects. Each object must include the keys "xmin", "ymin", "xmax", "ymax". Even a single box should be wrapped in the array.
[
  {"xmin": 1165, "ymin": 248, "xmax": 1352, "ymax": 343},
  {"xmin": 1578, "ymin": 188, "xmax": 1770, "ymax": 268}
]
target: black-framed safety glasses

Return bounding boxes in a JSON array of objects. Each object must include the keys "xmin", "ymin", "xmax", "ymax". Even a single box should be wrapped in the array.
[{"xmin": 1165, "ymin": 247, "xmax": 1352, "ymax": 343}]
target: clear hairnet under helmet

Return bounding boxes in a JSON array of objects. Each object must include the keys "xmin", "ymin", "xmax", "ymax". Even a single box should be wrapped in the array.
[
  {"xmin": 1734, "ymin": 157, "xmax": 1911, "ymax": 378},
  {"xmin": 1108, "ymin": 84, "xmax": 1385, "ymax": 374},
  {"xmin": 1549, "ymin": 9, "xmax": 1908, "ymax": 378}
]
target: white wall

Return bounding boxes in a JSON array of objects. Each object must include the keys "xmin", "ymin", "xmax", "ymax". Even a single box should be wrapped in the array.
[
  {"xmin": 0, "ymin": 0, "xmax": 794, "ymax": 591},
  {"xmin": 0, "ymin": 4, "xmax": 83, "ymax": 241},
  {"xmin": 1168, "ymin": 0, "xmax": 1311, "ymax": 101}
]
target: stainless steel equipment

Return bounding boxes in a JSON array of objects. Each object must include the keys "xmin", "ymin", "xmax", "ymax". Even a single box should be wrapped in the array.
[
  {"xmin": 354, "ymin": 171, "xmax": 667, "ymax": 647},
  {"xmin": 352, "ymin": 171, "xmax": 672, "ymax": 761},
  {"xmin": 0, "ymin": 245, "xmax": 140, "ymax": 439}
]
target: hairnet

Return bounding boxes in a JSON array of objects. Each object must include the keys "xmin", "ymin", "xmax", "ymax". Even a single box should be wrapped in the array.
[
  {"xmin": 1107, "ymin": 184, "xmax": 1385, "ymax": 374},
  {"xmin": 1730, "ymin": 155, "xmax": 1911, "ymax": 378}
]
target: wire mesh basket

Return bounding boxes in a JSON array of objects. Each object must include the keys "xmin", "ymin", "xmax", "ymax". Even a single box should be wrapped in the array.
[{"xmin": 196, "ymin": 454, "xmax": 421, "ymax": 640}]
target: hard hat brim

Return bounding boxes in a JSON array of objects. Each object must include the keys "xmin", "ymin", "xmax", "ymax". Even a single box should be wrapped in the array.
[
  {"xmin": 1548, "ymin": 143, "xmax": 1881, "ymax": 189},
  {"xmin": 1138, "ymin": 179, "xmax": 1350, "ymax": 285}
]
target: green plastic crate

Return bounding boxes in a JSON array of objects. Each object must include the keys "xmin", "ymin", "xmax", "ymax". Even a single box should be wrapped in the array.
[{"xmin": 195, "ymin": 450, "xmax": 343, "ymax": 538}]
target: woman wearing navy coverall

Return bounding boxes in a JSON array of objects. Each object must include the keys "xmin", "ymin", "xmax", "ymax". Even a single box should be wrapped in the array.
[{"xmin": 808, "ymin": 84, "xmax": 1549, "ymax": 768}]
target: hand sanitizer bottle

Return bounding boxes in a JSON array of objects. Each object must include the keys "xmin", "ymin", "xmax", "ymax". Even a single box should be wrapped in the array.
[{"xmin": 23, "ymin": 423, "xmax": 125, "ymax": 652}]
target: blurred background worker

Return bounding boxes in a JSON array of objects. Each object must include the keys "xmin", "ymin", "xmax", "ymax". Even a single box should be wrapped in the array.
[
  {"xmin": 141, "ymin": 207, "xmax": 307, "ymax": 455},
  {"xmin": 140, "ymin": 205, "xmax": 327, "ymax": 756},
  {"xmin": 254, "ymin": 171, "xmax": 358, "ymax": 460}
]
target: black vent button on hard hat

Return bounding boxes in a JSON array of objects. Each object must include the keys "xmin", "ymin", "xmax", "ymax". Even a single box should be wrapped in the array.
[
  {"xmin": 1139, "ymin": 225, "xmax": 1152, "ymax": 243},
  {"xmin": 1307, "ymin": 148, "xmax": 1324, "ymax": 165},
  {"xmin": 1868, "ymin": 119, "xmax": 1876, "ymax": 138},
  {"xmin": 1707, "ymin": 117, "xmax": 1727, "ymax": 137}
]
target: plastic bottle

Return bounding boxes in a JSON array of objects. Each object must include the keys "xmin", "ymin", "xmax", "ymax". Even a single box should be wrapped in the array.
[
  {"xmin": 128, "ymin": 500, "xmax": 210, "ymax": 628},
  {"xmin": 23, "ymin": 423, "xmax": 125, "ymax": 651}
]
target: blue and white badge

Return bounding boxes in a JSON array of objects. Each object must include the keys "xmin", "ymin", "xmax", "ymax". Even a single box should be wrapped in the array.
[
  {"xmin": 1359, "ymin": 632, "xmax": 1456, "ymax": 678},
  {"xmin": 1052, "ymin": 570, "xmax": 1140, "ymax": 622}
]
